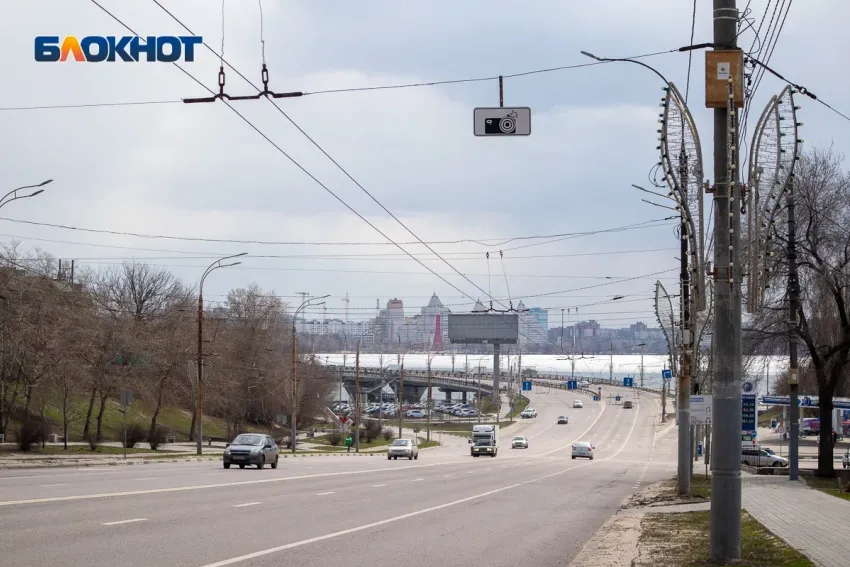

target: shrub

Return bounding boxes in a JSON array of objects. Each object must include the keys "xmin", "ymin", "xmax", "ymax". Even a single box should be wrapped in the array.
[
  {"xmin": 363, "ymin": 421, "xmax": 382, "ymax": 443},
  {"xmin": 382, "ymin": 428, "xmax": 394, "ymax": 441},
  {"xmin": 16, "ymin": 420, "xmax": 43, "ymax": 452},
  {"xmin": 147, "ymin": 425, "xmax": 169, "ymax": 450},
  {"xmin": 326, "ymin": 432, "xmax": 342, "ymax": 447},
  {"xmin": 119, "ymin": 423, "xmax": 147, "ymax": 449}
]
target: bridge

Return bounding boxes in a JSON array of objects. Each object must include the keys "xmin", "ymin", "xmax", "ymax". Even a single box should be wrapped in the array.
[{"xmin": 325, "ymin": 365, "xmax": 498, "ymax": 404}]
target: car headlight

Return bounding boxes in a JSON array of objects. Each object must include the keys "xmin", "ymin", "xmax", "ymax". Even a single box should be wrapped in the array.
[
  {"xmin": 250, "ymin": 448, "xmax": 260, "ymax": 455},
  {"xmin": 224, "ymin": 449, "xmax": 231, "ymax": 455}
]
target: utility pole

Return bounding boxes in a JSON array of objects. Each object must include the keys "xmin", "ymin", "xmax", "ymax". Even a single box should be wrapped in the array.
[
  {"xmin": 426, "ymin": 356, "xmax": 433, "ymax": 442},
  {"xmin": 196, "ymin": 292, "xmax": 204, "ymax": 453},
  {"xmin": 638, "ymin": 343, "xmax": 646, "ymax": 388},
  {"xmin": 355, "ymin": 342, "xmax": 361, "ymax": 452},
  {"xmin": 291, "ymin": 321, "xmax": 298, "ymax": 454},
  {"xmin": 678, "ymin": 151, "xmax": 693, "ymax": 497},
  {"xmin": 787, "ymin": 178, "xmax": 800, "ymax": 480},
  {"xmin": 397, "ymin": 361, "xmax": 404, "ymax": 438},
  {"xmin": 709, "ymin": 0, "xmax": 742, "ymax": 560},
  {"xmin": 561, "ymin": 308, "xmax": 565, "ymax": 350},
  {"xmin": 609, "ymin": 339, "xmax": 614, "ymax": 384}
]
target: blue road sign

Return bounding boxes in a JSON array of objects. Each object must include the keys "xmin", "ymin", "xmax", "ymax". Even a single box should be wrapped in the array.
[
  {"xmin": 771, "ymin": 419, "xmax": 777, "ymax": 429},
  {"xmin": 593, "ymin": 395, "xmax": 599, "ymax": 401},
  {"xmin": 662, "ymin": 369, "xmax": 672, "ymax": 380},
  {"xmin": 567, "ymin": 380, "xmax": 577, "ymax": 390},
  {"xmin": 623, "ymin": 377, "xmax": 634, "ymax": 388},
  {"xmin": 742, "ymin": 394, "xmax": 757, "ymax": 432},
  {"xmin": 522, "ymin": 381, "xmax": 532, "ymax": 392},
  {"xmin": 615, "ymin": 395, "xmax": 621, "ymax": 402}
]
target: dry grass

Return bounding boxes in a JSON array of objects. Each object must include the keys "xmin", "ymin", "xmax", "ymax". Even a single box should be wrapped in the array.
[
  {"xmin": 636, "ymin": 510, "xmax": 813, "ymax": 566},
  {"xmin": 625, "ymin": 474, "xmax": 712, "ymax": 508}
]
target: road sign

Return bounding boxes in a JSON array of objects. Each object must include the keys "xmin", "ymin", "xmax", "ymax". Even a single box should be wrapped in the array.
[
  {"xmin": 615, "ymin": 395, "xmax": 621, "ymax": 402},
  {"xmin": 662, "ymin": 369, "xmax": 672, "ymax": 380},
  {"xmin": 473, "ymin": 107, "xmax": 532, "ymax": 136},
  {"xmin": 339, "ymin": 415, "xmax": 348, "ymax": 424},
  {"xmin": 742, "ymin": 394, "xmax": 757, "ymax": 432},
  {"xmin": 119, "ymin": 389, "xmax": 133, "ymax": 407},
  {"xmin": 522, "ymin": 381, "xmax": 532, "ymax": 392},
  {"xmin": 770, "ymin": 419, "xmax": 777, "ymax": 429},
  {"xmin": 742, "ymin": 380, "xmax": 755, "ymax": 394},
  {"xmin": 690, "ymin": 395, "xmax": 713, "ymax": 425},
  {"xmin": 567, "ymin": 380, "xmax": 577, "ymax": 390},
  {"xmin": 623, "ymin": 377, "xmax": 633, "ymax": 388},
  {"xmin": 593, "ymin": 395, "xmax": 599, "ymax": 401}
]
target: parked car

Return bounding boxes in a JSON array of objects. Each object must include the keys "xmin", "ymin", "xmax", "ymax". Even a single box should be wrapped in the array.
[
  {"xmin": 741, "ymin": 447, "xmax": 788, "ymax": 468},
  {"xmin": 223, "ymin": 433, "xmax": 279, "ymax": 470},
  {"xmin": 511, "ymin": 435, "xmax": 529, "ymax": 449},
  {"xmin": 388, "ymin": 438, "xmax": 419, "ymax": 460},
  {"xmin": 557, "ymin": 415, "xmax": 569, "ymax": 424},
  {"xmin": 406, "ymin": 410, "xmax": 426, "ymax": 419},
  {"xmin": 571, "ymin": 441, "xmax": 594, "ymax": 460}
]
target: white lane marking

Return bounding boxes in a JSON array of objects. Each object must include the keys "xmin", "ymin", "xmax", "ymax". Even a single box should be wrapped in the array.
[
  {"xmin": 0, "ymin": 465, "xmax": 213, "ymax": 481},
  {"xmin": 196, "ymin": 459, "xmax": 599, "ymax": 567},
  {"xmin": 233, "ymin": 502, "xmax": 262, "ymax": 508},
  {"xmin": 134, "ymin": 477, "xmax": 157, "ymax": 481},
  {"xmin": 466, "ymin": 470, "xmax": 474, "ymax": 474},
  {"xmin": 372, "ymin": 484, "xmax": 387, "ymax": 488},
  {"xmin": 485, "ymin": 468, "xmax": 492, "ymax": 471},
  {"xmin": 40, "ymin": 483, "xmax": 69, "ymax": 487},
  {"xmin": 0, "ymin": 460, "xmax": 474, "ymax": 508},
  {"xmin": 444, "ymin": 474, "xmax": 452, "ymax": 477},
  {"xmin": 102, "ymin": 518, "xmax": 147, "ymax": 526},
  {"xmin": 411, "ymin": 478, "xmax": 424, "ymax": 482},
  {"xmin": 538, "ymin": 396, "xmax": 608, "ymax": 457},
  {"xmin": 315, "ymin": 492, "xmax": 335, "ymax": 496}
]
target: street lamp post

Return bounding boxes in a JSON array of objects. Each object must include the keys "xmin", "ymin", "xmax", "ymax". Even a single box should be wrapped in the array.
[
  {"xmin": 196, "ymin": 252, "xmax": 247, "ymax": 455},
  {"xmin": 0, "ymin": 179, "xmax": 51, "ymax": 211},
  {"xmin": 290, "ymin": 295, "xmax": 329, "ymax": 453},
  {"xmin": 425, "ymin": 350, "xmax": 444, "ymax": 442}
]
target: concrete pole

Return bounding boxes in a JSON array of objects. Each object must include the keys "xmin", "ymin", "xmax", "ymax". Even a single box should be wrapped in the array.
[
  {"xmin": 709, "ymin": 0, "xmax": 742, "ymax": 559},
  {"xmin": 354, "ymin": 343, "xmax": 361, "ymax": 452},
  {"xmin": 492, "ymin": 343, "xmax": 501, "ymax": 405},
  {"xmin": 787, "ymin": 178, "xmax": 800, "ymax": 480},
  {"xmin": 196, "ymin": 292, "xmax": 204, "ymax": 455}
]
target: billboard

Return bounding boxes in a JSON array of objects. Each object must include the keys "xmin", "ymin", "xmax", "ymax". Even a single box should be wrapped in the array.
[{"xmin": 447, "ymin": 313, "xmax": 518, "ymax": 344}]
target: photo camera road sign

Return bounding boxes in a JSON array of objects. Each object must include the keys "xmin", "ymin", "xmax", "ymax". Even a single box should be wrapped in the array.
[{"xmin": 473, "ymin": 107, "xmax": 531, "ymax": 136}]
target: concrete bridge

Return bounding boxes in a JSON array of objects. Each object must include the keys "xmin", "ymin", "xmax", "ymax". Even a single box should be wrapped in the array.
[{"xmin": 325, "ymin": 365, "xmax": 498, "ymax": 404}]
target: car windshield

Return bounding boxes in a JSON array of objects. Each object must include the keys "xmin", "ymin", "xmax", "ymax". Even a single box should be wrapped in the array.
[
  {"xmin": 475, "ymin": 439, "xmax": 493, "ymax": 446},
  {"xmin": 762, "ymin": 447, "xmax": 776, "ymax": 455},
  {"xmin": 514, "ymin": 437, "xmax": 526, "ymax": 441},
  {"xmin": 391, "ymin": 439, "xmax": 410, "ymax": 446},
  {"xmin": 232, "ymin": 434, "xmax": 263, "ymax": 446}
]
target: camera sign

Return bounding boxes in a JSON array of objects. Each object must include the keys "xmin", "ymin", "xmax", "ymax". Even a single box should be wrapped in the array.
[{"xmin": 473, "ymin": 107, "xmax": 531, "ymax": 136}]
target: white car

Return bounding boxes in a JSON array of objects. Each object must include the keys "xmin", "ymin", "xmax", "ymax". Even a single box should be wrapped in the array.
[
  {"xmin": 573, "ymin": 400, "xmax": 584, "ymax": 409},
  {"xmin": 511, "ymin": 436, "xmax": 529, "ymax": 449},
  {"xmin": 387, "ymin": 438, "xmax": 419, "ymax": 460},
  {"xmin": 520, "ymin": 408, "xmax": 537, "ymax": 419},
  {"xmin": 571, "ymin": 441, "xmax": 594, "ymax": 460},
  {"xmin": 405, "ymin": 410, "xmax": 425, "ymax": 418},
  {"xmin": 843, "ymin": 450, "xmax": 849, "ymax": 469}
]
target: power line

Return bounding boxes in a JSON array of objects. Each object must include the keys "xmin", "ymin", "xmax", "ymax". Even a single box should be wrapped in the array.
[
  {"xmin": 684, "ymin": 0, "xmax": 698, "ymax": 103},
  {"xmin": 0, "ymin": 48, "xmax": 680, "ymax": 112},
  {"xmin": 0, "ymin": 215, "xmax": 671, "ymax": 248}
]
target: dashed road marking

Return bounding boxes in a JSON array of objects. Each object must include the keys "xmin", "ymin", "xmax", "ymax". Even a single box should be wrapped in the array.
[
  {"xmin": 315, "ymin": 492, "xmax": 335, "ymax": 496},
  {"xmin": 102, "ymin": 518, "xmax": 147, "ymax": 526},
  {"xmin": 233, "ymin": 502, "xmax": 262, "ymax": 508},
  {"xmin": 40, "ymin": 483, "xmax": 69, "ymax": 488},
  {"xmin": 372, "ymin": 484, "xmax": 387, "ymax": 488}
]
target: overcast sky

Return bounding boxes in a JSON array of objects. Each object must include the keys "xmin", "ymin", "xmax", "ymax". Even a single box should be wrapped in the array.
[{"xmin": 0, "ymin": 0, "xmax": 847, "ymax": 329}]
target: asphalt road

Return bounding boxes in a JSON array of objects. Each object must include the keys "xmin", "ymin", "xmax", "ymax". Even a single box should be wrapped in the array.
[{"xmin": 0, "ymin": 387, "xmax": 676, "ymax": 567}]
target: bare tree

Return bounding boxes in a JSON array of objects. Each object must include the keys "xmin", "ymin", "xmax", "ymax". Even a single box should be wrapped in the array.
[{"xmin": 746, "ymin": 147, "xmax": 850, "ymax": 476}]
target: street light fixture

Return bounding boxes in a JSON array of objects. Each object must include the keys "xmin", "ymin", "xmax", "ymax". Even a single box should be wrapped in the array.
[
  {"xmin": 196, "ymin": 252, "xmax": 247, "ymax": 455},
  {"xmin": 290, "ymin": 294, "xmax": 330, "ymax": 453},
  {"xmin": 0, "ymin": 179, "xmax": 52, "ymax": 210}
]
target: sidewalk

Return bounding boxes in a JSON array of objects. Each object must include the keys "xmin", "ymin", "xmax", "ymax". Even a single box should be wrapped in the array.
[{"xmin": 743, "ymin": 474, "xmax": 850, "ymax": 567}]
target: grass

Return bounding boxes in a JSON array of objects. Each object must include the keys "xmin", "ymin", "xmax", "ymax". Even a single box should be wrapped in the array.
[
  {"xmin": 508, "ymin": 395, "xmax": 530, "ymax": 418},
  {"xmin": 11, "ymin": 397, "xmax": 271, "ymax": 444},
  {"xmin": 637, "ymin": 510, "xmax": 813, "ymax": 566},
  {"xmin": 307, "ymin": 436, "xmax": 440, "ymax": 452},
  {"xmin": 0, "ymin": 445, "xmax": 159, "ymax": 456},
  {"xmin": 802, "ymin": 475, "xmax": 850, "ymax": 502},
  {"xmin": 310, "ymin": 435, "xmax": 393, "ymax": 451},
  {"xmin": 758, "ymin": 406, "xmax": 783, "ymax": 427},
  {"xmin": 629, "ymin": 474, "xmax": 712, "ymax": 507}
]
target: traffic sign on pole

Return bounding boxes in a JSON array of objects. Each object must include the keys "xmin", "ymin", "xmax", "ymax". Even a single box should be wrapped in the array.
[
  {"xmin": 662, "ymin": 369, "xmax": 673, "ymax": 380},
  {"xmin": 473, "ymin": 107, "xmax": 532, "ymax": 136},
  {"xmin": 690, "ymin": 395, "xmax": 713, "ymax": 425},
  {"xmin": 522, "ymin": 381, "xmax": 532, "ymax": 392}
]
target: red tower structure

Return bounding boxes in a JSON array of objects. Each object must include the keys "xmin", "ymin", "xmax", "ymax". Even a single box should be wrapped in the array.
[{"xmin": 433, "ymin": 312, "xmax": 443, "ymax": 349}]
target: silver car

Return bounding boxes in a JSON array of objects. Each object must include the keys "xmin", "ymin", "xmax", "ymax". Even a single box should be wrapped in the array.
[
  {"xmin": 511, "ymin": 436, "xmax": 529, "ymax": 449},
  {"xmin": 388, "ymin": 438, "xmax": 419, "ymax": 460},
  {"xmin": 223, "ymin": 434, "xmax": 279, "ymax": 469}
]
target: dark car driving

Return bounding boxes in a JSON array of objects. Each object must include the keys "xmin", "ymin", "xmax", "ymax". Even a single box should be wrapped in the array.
[{"xmin": 223, "ymin": 433, "xmax": 279, "ymax": 469}]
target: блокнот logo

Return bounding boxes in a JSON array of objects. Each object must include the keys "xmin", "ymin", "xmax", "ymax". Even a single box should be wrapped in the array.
[{"xmin": 34, "ymin": 35, "xmax": 202, "ymax": 62}]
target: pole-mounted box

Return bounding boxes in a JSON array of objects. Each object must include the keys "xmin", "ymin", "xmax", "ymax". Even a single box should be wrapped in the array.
[{"xmin": 705, "ymin": 49, "xmax": 745, "ymax": 108}]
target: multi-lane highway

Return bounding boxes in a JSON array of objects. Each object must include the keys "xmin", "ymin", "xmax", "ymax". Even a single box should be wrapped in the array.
[{"xmin": 0, "ymin": 387, "xmax": 676, "ymax": 567}]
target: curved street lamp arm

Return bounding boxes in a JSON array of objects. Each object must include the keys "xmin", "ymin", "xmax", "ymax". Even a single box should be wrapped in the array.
[
  {"xmin": 201, "ymin": 252, "xmax": 248, "ymax": 284},
  {"xmin": 580, "ymin": 51, "xmax": 670, "ymax": 84}
]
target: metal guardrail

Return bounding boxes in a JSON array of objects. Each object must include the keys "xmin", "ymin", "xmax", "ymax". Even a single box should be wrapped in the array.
[{"xmin": 326, "ymin": 365, "xmax": 497, "ymax": 393}]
